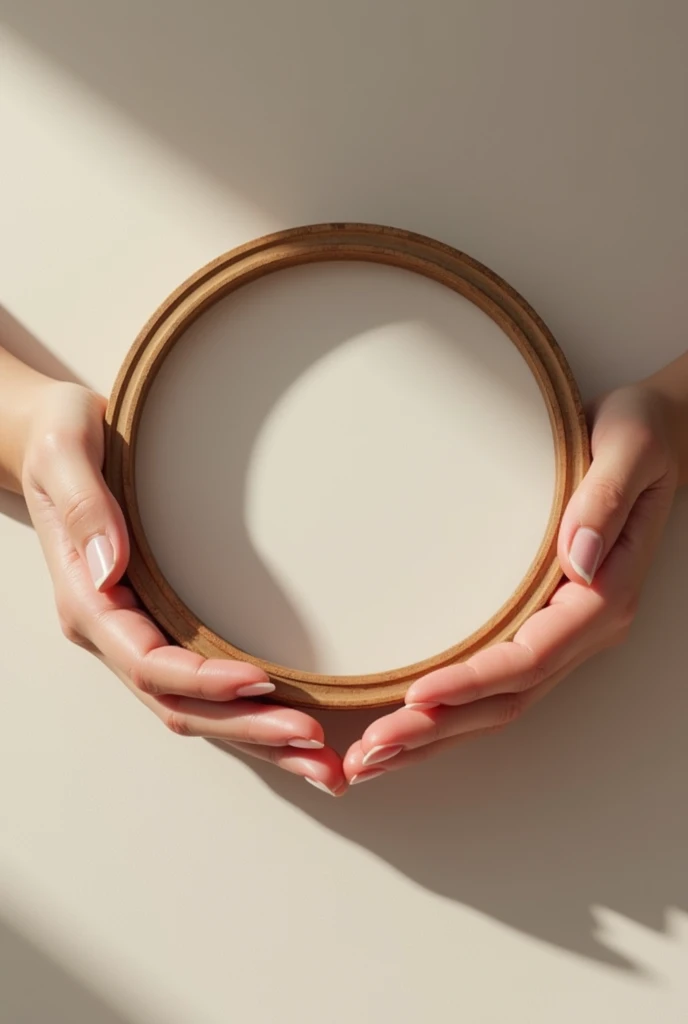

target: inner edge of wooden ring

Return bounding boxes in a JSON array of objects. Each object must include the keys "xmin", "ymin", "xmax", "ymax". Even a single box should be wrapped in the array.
[{"xmin": 106, "ymin": 224, "xmax": 588, "ymax": 708}]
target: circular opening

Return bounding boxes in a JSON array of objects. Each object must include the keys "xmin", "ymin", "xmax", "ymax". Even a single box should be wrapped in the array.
[{"xmin": 134, "ymin": 260, "xmax": 556, "ymax": 676}]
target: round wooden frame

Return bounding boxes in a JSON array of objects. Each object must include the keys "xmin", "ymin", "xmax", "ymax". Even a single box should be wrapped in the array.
[{"xmin": 105, "ymin": 223, "xmax": 589, "ymax": 710}]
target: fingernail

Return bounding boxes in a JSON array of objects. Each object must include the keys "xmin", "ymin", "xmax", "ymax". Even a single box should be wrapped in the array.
[
  {"xmin": 305, "ymin": 777, "xmax": 337, "ymax": 796},
  {"xmin": 236, "ymin": 682, "xmax": 276, "ymax": 698},
  {"xmin": 350, "ymin": 769, "xmax": 386, "ymax": 785},
  {"xmin": 406, "ymin": 702, "xmax": 440, "ymax": 711},
  {"xmin": 361, "ymin": 744, "xmax": 404, "ymax": 768},
  {"xmin": 289, "ymin": 738, "xmax": 325, "ymax": 749},
  {"xmin": 569, "ymin": 527, "xmax": 604, "ymax": 585},
  {"xmin": 86, "ymin": 535, "xmax": 115, "ymax": 591}
]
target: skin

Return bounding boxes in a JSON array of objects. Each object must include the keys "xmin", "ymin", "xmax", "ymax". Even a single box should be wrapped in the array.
[
  {"xmin": 1, "ymin": 343, "xmax": 687, "ymax": 794},
  {"xmin": 345, "ymin": 360, "xmax": 688, "ymax": 784}
]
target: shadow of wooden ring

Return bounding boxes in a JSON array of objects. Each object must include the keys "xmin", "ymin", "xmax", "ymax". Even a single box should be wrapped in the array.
[{"xmin": 104, "ymin": 223, "xmax": 589, "ymax": 710}]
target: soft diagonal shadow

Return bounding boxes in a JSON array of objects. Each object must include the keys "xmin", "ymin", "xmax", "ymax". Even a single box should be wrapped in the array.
[
  {"xmin": 134, "ymin": 261, "xmax": 545, "ymax": 676},
  {"xmin": 214, "ymin": 491, "xmax": 688, "ymax": 971},
  {"xmin": 2, "ymin": 1, "xmax": 686, "ymax": 964},
  {"xmin": 0, "ymin": 307, "xmax": 86, "ymax": 527},
  {"xmin": 4, "ymin": 283, "xmax": 687, "ymax": 974},
  {"xmin": 0, "ymin": 913, "xmax": 141, "ymax": 1024}
]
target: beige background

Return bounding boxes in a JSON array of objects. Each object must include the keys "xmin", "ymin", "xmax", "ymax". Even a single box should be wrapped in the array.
[{"xmin": 1, "ymin": 3, "xmax": 687, "ymax": 1023}]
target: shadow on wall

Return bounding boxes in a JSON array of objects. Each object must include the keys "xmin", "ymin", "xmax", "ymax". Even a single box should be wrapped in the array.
[
  {"xmin": 3, "ymin": 276, "xmax": 688, "ymax": 975},
  {"xmin": 0, "ymin": 914, "xmax": 140, "ymax": 1024},
  {"xmin": 217, "ymin": 489, "xmax": 688, "ymax": 971},
  {"xmin": 2, "ymin": 0, "xmax": 688, "ymax": 974}
]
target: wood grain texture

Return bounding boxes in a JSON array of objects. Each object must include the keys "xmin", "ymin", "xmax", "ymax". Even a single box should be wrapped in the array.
[{"xmin": 105, "ymin": 224, "xmax": 589, "ymax": 709}]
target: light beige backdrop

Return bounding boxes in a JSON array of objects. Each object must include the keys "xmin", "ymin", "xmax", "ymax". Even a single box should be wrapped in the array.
[{"xmin": 1, "ymin": 3, "xmax": 687, "ymax": 1023}]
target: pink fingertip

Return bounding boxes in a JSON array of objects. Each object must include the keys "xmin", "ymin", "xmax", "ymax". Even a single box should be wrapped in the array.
[
  {"xmin": 236, "ymin": 682, "xmax": 276, "ymax": 698},
  {"xmin": 305, "ymin": 777, "xmax": 337, "ymax": 797}
]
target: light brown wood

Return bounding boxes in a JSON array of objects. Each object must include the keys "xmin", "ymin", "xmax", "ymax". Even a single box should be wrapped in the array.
[{"xmin": 105, "ymin": 223, "xmax": 589, "ymax": 709}]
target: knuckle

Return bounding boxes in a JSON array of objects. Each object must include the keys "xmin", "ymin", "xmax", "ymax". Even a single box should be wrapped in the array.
[
  {"xmin": 613, "ymin": 597, "xmax": 638, "ymax": 643},
  {"xmin": 497, "ymin": 694, "xmax": 525, "ymax": 728},
  {"xmin": 35, "ymin": 428, "xmax": 87, "ymax": 474},
  {"xmin": 62, "ymin": 490, "xmax": 100, "ymax": 535},
  {"xmin": 627, "ymin": 417, "xmax": 663, "ymax": 465},
  {"xmin": 129, "ymin": 661, "xmax": 155, "ymax": 696},
  {"xmin": 243, "ymin": 711, "xmax": 265, "ymax": 745},
  {"xmin": 524, "ymin": 659, "xmax": 548, "ymax": 692},
  {"xmin": 35, "ymin": 429, "xmax": 69, "ymax": 463},
  {"xmin": 191, "ymin": 667, "xmax": 213, "ymax": 701},
  {"xmin": 163, "ymin": 707, "xmax": 191, "ymax": 737},
  {"xmin": 425, "ymin": 718, "xmax": 443, "ymax": 744},
  {"xmin": 56, "ymin": 600, "xmax": 91, "ymax": 650},
  {"xmin": 617, "ymin": 602, "xmax": 638, "ymax": 635},
  {"xmin": 603, "ymin": 583, "xmax": 639, "ymax": 643},
  {"xmin": 591, "ymin": 477, "xmax": 630, "ymax": 522},
  {"xmin": 59, "ymin": 614, "xmax": 85, "ymax": 647},
  {"xmin": 457, "ymin": 680, "xmax": 483, "ymax": 704},
  {"xmin": 454, "ymin": 663, "xmax": 482, "ymax": 703},
  {"xmin": 515, "ymin": 643, "xmax": 548, "ymax": 691}
]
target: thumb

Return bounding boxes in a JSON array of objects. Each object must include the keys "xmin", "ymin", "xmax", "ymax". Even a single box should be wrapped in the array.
[
  {"xmin": 558, "ymin": 396, "xmax": 664, "ymax": 586},
  {"xmin": 39, "ymin": 435, "xmax": 130, "ymax": 592}
]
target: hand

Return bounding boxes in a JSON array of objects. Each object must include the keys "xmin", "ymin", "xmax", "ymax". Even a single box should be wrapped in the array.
[
  {"xmin": 21, "ymin": 382, "xmax": 346, "ymax": 795},
  {"xmin": 343, "ymin": 383, "xmax": 682, "ymax": 784}
]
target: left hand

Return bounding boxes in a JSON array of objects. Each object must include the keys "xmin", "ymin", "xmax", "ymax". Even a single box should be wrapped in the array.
[
  {"xmin": 343, "ymin": 382, "xmax": 681, "ymax": 785},
  {"xmin": 20, "ymin": 381, "xmax": 346, "ymax": 795}
]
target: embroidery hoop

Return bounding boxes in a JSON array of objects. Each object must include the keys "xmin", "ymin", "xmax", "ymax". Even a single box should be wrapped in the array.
[{"xmin": 105, "ymin": 223, "xmax": 589, "ymax": 709}]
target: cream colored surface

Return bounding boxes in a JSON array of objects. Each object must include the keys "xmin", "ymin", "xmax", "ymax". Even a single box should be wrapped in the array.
[{"xmin": 1, "ymin": 4, "xmax": 687, "ymax": 1024}]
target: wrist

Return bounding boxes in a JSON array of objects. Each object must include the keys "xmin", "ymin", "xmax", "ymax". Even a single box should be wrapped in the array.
[{"xmin": 1, "ymin": 373, "xmax": 62, "ymax": 494}]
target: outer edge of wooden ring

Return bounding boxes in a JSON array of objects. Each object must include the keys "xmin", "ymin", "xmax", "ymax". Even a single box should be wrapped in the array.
[{"xmin": 105, "ymin": 223, "xmax": 590, "ymax": 710}]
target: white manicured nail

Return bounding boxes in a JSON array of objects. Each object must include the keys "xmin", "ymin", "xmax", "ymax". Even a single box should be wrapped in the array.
[
  {"xmin": 236, "ymin": 682, "xmax": 276, "ymax": 698},
  {"xmin": 289, "ymin": 738, "xmax": 325, "ymax": 749},
  {"xmin": 361, "ymin": 744, "xmax": 404, "ymax": 768},
  {"xmin": 569, "ymin": 527, "xmax": 604, "ymax": 585},
  {"xmin": 350, "ymin": 770, "xmax": 386, "ymax": 785},
  {"xmin": 305, "ymin": 777, "xmax": 336, "ymax": 796},
  {"xmin": 86, "ymin": 535, "xmax": 115, "ymax": 591}
]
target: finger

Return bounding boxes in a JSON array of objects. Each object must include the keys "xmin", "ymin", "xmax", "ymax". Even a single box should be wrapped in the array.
[
  {"xmin": 37, "ymin": 429, "xmax": 129, "ymax": 591},
  {"xmin": 404, "ymin": 585, "xmax": 596, "ymax": 707},
  {"xmin": 558, "ymin": 392, "xmax": 669, "ymax": 586},
  {"xmin": 85, "ymin": 597, "xmax": 325, "ymax": 746},
  {"xmin": 62, "ymin": 573, "xmax": 284, "ymax": 702},
  {"xmin": 598, "ymin": 480, "xmax": 676, "ymax": 589},
  {"xmin": 348, "ymin": 674, "xmax": 565, "ymax": 780},
  {"xmin": 122, "ymin": 643, "xmax": 277, "ymax": 702},
  {"xmin": 344, "ymin": 729, "xmax": 498, "ymax": 783},
  {"xmin": 152, "ymin": 694, "xmax": 326, "ymax": 749},
  {"xmin": 109, "ymin": 663, "xmax": 337, "ymax": 784},
  {"xmin": 407, "ymin": 438, "xmax": 675, "ymax": 712},
  {"xmin": 225, "ymin": 742, "xmax": 347, "ymax": 796},
  {"xmin": 113, "ymin": 652, "xmax": 326, "ymax": 748},
  {"xmin": 352, "ymin": 691, "xmax": 533, "ymax": 770}
]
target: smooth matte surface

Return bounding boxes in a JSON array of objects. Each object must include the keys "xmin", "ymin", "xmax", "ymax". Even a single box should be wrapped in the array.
[
  {"xmin": 135, "ymin": 261, "xmax": 555, "ymax": 675},
  {"xmin": 1, "ymin": 5, "xmax": 687, "ymax": 1024}
]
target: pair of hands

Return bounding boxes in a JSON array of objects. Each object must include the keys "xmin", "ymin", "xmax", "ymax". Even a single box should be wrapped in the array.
[{"xmin": 22, "ymin": 379, "xmax": 680, "ymax": 795}]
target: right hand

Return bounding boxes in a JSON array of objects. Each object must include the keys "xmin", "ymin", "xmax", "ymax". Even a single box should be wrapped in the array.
[{"xmin": 21, "ymin": 381, "xmax": 346, "ymax": 796}]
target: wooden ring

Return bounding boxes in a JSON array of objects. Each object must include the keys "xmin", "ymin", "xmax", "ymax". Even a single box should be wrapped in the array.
[{"xmin": 105, "ymin": 223, "xmax": 589, "ymax": 710}]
